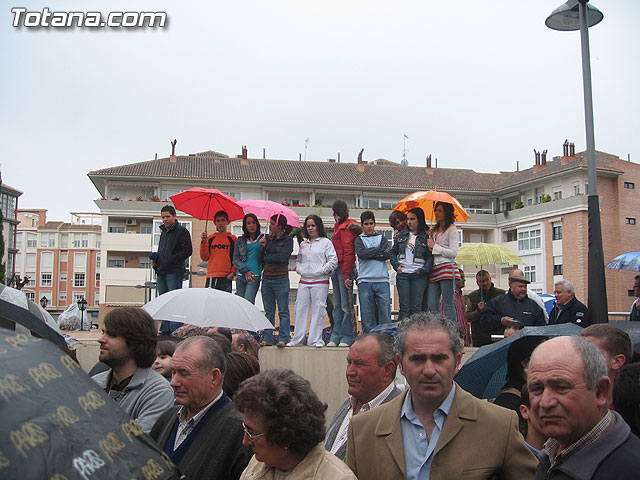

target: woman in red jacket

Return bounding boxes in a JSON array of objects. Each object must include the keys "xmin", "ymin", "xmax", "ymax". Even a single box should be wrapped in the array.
[{"xmin": 327, "ymin": 200, "xmax": 360, "ymax": 347}]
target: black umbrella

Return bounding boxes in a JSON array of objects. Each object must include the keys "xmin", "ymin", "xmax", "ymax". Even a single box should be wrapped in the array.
[
  {"xmin": 0, "ymin": 326, "xmax": 181, "ymax": 479},
  {"xmin": 455, "ymin": 323, "xmax": 584, "ymax": 399},
  {"xmin": 0, "ymin": 298, "xmax": 66, "ymax": 346}
]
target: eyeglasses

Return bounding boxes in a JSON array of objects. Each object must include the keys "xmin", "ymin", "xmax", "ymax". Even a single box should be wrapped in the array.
[{"xmin": 242, "ymin": 422, "xmax": 266, "ymax": 441}]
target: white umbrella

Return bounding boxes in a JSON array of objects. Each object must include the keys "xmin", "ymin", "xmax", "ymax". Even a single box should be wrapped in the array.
[{"xmin": 142, "ymin": 288, "xmax": 273, "ymax": 332}]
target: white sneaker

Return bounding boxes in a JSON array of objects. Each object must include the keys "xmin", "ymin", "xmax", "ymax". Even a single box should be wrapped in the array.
[
  {"xmin": 338, "ymin": 342, "xmax": 350, "ymax": 347},
  {"xmin": 313, "ymin": 342, "xmax": 325, "ymax": 348},
  {"xmin": 286, "ymin": 342, "xmax": 295, "ymax": 347},
  {"xmin": 326, "ymin": 341, "xmax": 337, "ymax": 347}
]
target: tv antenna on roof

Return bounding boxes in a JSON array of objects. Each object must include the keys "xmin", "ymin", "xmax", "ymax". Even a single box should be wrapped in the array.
[
  {"xmin": 304, "ymin": 138, "xmax": 310, "ymax": 161},
  {"xmin": 401, "ymin": 134, "xmax": 409, "ymax": 166}
]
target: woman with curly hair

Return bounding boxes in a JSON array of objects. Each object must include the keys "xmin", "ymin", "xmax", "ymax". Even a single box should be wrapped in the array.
[{"xmin": 234, "ymin": 369, "xmax": 356, "ymax": 479}]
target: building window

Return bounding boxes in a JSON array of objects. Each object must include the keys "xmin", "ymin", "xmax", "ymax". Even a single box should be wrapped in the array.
[
  {"xmin": 60, "ymin": 252, "xmax": 68, "ymax": 263},
  {"xmin": 524, "ymin": 265, "xmax": 536, "ymax": 283},
  {"xmin": 25, "ymin": 291, "xmax": 35, "ymax": 301},
  {"xmin": 503, "ymin": 230, "xmax": 517, "ymax": 242},
  {"xmin": 288, "ymin": 291, "xmax": 297, "ymax": 305},
  {"xmin": 74, "ymin": 252, "xmax": 87, "ymax": 270},
  {"xmin": 552, "ymin": 186, "xmax": 562, "ymax": 201},
  {"xmin": 518, "ymin": 227, "xmax": 541, "ymax": 251},
  {"xmin": 138, "ymin": 257, "xmax": 151, "ymax": 269},
  {"xmin": 96, "ymin": 273, "xmax": 100, "ymax": 286},
  {"xmin": 627, "ymin": 218, "xmax": 637, "ymax": 225},
  {"xmin": 140, "ymin": 224, "xmax": 153, "ymax": 235},
  {"xmin": 41, "ymin": 273, "xmax": 52, "ymax": 287},
  {"xmin": 74, "ymin": 273, "xmax": 86, "ymax": 287},
  {"xmin": 60, "ymin": 272, "xmax": 67, "ymax": 282},
  {"xmin": 221, "ymin": 191, "xmax": 241, "ymax": 200},
  {"xmin": 27, "ymin": 233, "xmax": 37, "ymax": 248},
  {"xmin": 624, "ymin": 182, "xmax": 635, "ymax": 189},
  {"xmin": 26, "ymin": 273, "xmax": 36, "ymax": 287},
  {"xmin": 40, "ymin": 233, "xmax": 56, "ymax": 248},
  {"xmin": 73, "ymin": 292, "xmax": 85, "ymax": 303},
  {"xmin": 573, "ymin": 183, "xmax": 581, "ymax": 195},
  {"xmin": 59, "ymin": 292, "xmax": 67, "ymax": 303},
  {"xmin": 109, "ymin": 225, "xmax": 125, "ymax": 233},
  {"xmin": 73, "ymin": 233, "xmax": 89, "ymax": 248},
  {"xmin": 108, "ymin": 257, "xmax": 125, "ymax": 268},
  {"xmin": 553, "ymin": 256, "xmax": 563, "ymax": 276},
  {"xmin": 95, "ymin": 234, "xmax": 101, "ymax": 248},
  {"xmin": 26, "ymin": 253, "xmax": 36, "ymax": 269},
  {"xmin": 552, "ymin": 222, "xmax": 562, "ymax": 240},
  {"xmin": 61, "ymin": 234, "xmax": 68, "ymax": 248},
  {"xmin": 41, "ymin": 251, "xmax": 53, "ymax": 269},
  {"xmin": 380, "ymin": 201, "xmax": 395, "ymax": 209},
  {"xmin": 95, "ymin": 292, "xmax": 100, "ymax": 306},
  {"xmin": 96, "ymin": 254, "xmax": 101, "ymax": 269}
]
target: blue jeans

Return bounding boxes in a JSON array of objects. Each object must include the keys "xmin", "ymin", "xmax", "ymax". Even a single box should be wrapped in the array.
[
  {"xmin": 236, "ymin": 275, "xmax": 261, "ymax": 304},
  {"xmin": 427, "ymin": 278, "xmax": 456, "ymax": 323},
  {"xmin": 156, "ymin": 272, "xmax": 184, "ymax": 334},
  {"xmin": 396, "ymin": 273, "xmax": 429, "ymax": 320},
  {"xmin": 358, "ymin": 281, "xmax": 391, "ymax": 333},
  {"xmin": 261, "ymin": 277, "xmax": 290, "ymax": 344},
  {"xmin": 330, "ymin": 268, "xmax": 355, "ymax": 345}
]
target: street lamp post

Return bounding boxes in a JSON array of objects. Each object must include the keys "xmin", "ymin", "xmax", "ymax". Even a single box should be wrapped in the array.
[
  {"xmin": 77, "ymin": 297, "xmax": 88, "ymax": 331},
  {"xmin": 546, "ymin": 0, "xmax": 608, "ymax": 323},
  {"xmin": 39, "ymin": 296, "xmax": 49, "ymax": 309}
]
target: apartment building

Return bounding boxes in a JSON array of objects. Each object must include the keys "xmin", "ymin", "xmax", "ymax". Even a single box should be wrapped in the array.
[
  {"xmin": 15, "ymin": 211, "xmax": 102, "ymax": 321},
  {"xmin": 1, "ymin": 183, "xmax": 22, "ymax": 283},
  {"xmin": 87, "ymin": 144, "xmax": 640, "ymax": 321}
]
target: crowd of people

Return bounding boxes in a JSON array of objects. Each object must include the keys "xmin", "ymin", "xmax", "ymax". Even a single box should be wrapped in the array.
[
  {"xmin": 152, "ymin": 200, "xmax": 624, "ymax": 350},
  {"xmin": 91, "ymin": 304, "xmax": 640, "ymax": 479}
]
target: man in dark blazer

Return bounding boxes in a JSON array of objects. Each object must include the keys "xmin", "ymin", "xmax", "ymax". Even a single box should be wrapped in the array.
[
  {"xmin": 346, "ymin": 312, "xmax": 537, "ymax": 480},
  {"xmin": 325, "ymin": 333, "xmax": 402, "ymax": 461},
  {"xmin": 150, "ymin": 336, "xmax": 251, "ymax": 480},
  {"xmin": 549, "ymin": 279, "xmax": 590, "ymax": 327}
]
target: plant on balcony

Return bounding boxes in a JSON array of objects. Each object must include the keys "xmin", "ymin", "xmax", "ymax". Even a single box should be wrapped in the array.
[
  {"xmin": 136, "ymin": 195, "xmax": 144, "ymax": 201},
  {"xmin": 514, "ymin": 200, "xmax": 524, "ymax": 209},
  {"xmin": 541, "ymin": 194, "xmax": 551, "ymax": 203},
  {"xmin": 149, "ymin": 195, "xmax": 160, "ymax": 202},
  {"xmin": 111, "ymin": 197, "xmax": 120, "ymax": 201}
]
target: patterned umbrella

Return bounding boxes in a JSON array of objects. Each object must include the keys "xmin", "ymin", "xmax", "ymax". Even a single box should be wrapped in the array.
[
  {"xmin": 456, "ymin": 243, "xmax": 525, "ymax": 267},
  {"xmin": 606, "ymin": 252, "xmax": 640, "ymax": 272}
]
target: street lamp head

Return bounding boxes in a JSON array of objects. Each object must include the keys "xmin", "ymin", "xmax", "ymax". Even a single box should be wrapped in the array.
[{"xmin": 546, "ymin": 0, "xmax": 603, "ymax": 31}]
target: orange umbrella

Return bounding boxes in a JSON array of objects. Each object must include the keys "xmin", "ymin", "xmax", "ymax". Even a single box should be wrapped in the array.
[{"xmin": 394, "ymin": 188, "xmax": 470, "ymax": 223}]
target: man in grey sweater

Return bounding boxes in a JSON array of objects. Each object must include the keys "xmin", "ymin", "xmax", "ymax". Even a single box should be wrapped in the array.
[{"xmin": 92, "ymin": 307, "xmax": 174, "ymax": 432}]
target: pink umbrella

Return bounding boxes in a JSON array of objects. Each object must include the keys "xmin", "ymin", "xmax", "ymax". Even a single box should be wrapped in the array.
[{"xmin": 237, "ymin": 199, "xmax": 301, "ymax": 227}]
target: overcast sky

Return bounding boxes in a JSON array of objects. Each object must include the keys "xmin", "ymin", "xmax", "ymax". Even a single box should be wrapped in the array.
[{"xmin": 3, "ymin": 0, "xmax": 639, "ymax": 221}]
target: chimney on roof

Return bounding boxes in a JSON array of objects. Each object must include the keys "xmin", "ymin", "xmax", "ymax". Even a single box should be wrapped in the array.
[
  {"xmin": 533, "ymin": 148, "xmax": 548, "ymax": 173},
  {"xmin": 299, "ymin": 153, "xmax": 302, "ymax": 161},
  {"xmin": 170, "ymin": 139, "xmax": 177, "ymax": 163},
  {"xmin": 263, "ymin": 148, "xmax": 266, "ymax": 159},
  {"xmin": 337, "ymin": 152, "xmax": 341, "ymax": 163},
  {"xmin": 563, "ymin": 140, "xmax": 569, "ymax": 156},
  {"xmin": 569, "ymin": 142, "xmax": 575, "ymax": 156},
  {"xmin": 155, "ymin": 153, "xmax": 158, "ymax": 160},
  {"xmin": 240, "ymin": 145, "xmax": 249, "ymax": 166},
  {"xmin": 426, "ymin": 155, "xmax": 432, "ymax": 169},
  {"xmin": 356, "ymin": 148, "xmax": 365, "ymax": 172}
]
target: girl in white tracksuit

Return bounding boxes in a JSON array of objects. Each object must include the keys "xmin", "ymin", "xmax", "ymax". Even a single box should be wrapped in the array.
[{"xmin": 289, "ymin": 215, "xmax": 338, "ymax": 347}]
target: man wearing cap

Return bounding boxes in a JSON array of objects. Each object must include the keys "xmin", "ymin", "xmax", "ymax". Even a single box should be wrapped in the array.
[{"xmin": 480, "ymin": 270, "xmax": 545, "ymax": 335}]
